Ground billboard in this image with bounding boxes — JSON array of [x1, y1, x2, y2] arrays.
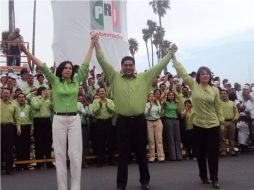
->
[[51, 0, 128, 71]]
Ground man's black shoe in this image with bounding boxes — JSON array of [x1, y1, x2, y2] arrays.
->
[[116, 187, 125, 190], [212, 181, 220, 189], [141, 184, 150, 190], [201, 178, 211, 184]]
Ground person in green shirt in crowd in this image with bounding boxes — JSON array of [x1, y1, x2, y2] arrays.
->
[[181, 99, 196, 160], [93, 34, 177, 190], [1, 87, 21, 175], [220, 88, 239, 157], [91, 87, 115, 167], [163, 91, 182, 161], [15, 92, 33, 171], [172, 53, 224, 189], [31, 86, 54, 169], [35, 73, 49, 89], [21, 38, 94, 190]]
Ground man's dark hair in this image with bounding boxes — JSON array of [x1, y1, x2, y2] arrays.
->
[[56, 61, 74, 82], [214, 76, 220, 81], [36, 73, 44, 80], [121, 56, 135, 66], [184, 99, 192, 106], [17, 93, 25, 98], [73, 65, 80, 73], [96, 87, 106, 93], [15, 88, 22, 93], [20, 68, 28, 75], [222, 79, 228, 84], [1, 87, 11, 93], [37, 86, 47, 96]]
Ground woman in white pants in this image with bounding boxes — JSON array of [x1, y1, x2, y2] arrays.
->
[[21, 40, 94, 190]]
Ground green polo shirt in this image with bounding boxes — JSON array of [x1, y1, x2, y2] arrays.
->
[[31, 96, 52, 118], [0, 100, 20, 129], [16, 103, 33, 125], [92, 98, 115, 119], [182, 109, 193, 130], [41, 61, 89, 113], [173, 61, 224, 128], [221, 99, 239, 121], [164, 101, 178, 119], [96, 50, 172, 116]]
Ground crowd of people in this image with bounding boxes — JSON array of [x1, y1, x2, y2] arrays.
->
[[1, 34, 254, 190]]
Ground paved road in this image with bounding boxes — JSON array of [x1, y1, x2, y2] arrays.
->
[[2, 152, 254, 190]]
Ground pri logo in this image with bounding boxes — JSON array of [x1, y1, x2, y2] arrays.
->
[[90, 0, 121, 33]]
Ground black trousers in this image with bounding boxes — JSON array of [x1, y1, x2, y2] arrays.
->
[[15, 125, 31, 169], [33, 118, 52, 165], [116, 114, 150, 188], [81, 123, 90, 164], [7, 46, 21, 66], [193, 125, 219, 181], [95, 118, 113, 163], [179, 117, 187, 148], [1, 124, 15, 172], [185, 129, 196, 158]]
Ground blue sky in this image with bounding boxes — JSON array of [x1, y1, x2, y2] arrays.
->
[[1, 0, 254, 85]]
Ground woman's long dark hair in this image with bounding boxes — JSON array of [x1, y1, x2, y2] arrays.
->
[[166, 91, 176, 102], [56, 61, 74, 82], [196, 66, 213, 85]]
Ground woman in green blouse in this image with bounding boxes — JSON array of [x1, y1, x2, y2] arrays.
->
[[21, 40, 94, 190], [163, 91, 182, 161], [172, 54, 224, 189]]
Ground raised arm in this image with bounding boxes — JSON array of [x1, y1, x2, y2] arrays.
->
[[143, 44, 178, 84], [76, 40, 94, 83], [93, 34, 115, 81], [20, 43, 44, 68], [171, 53, 194, 89]]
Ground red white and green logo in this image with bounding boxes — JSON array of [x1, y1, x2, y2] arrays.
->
[[90, 0, 121, 33]]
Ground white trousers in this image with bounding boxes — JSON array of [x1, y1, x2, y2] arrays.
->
[[53, 115, 83, 190]]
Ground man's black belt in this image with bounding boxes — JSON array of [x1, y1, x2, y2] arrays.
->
[[165, 117, 178, 120], [225, 119, 233, 121], [118, 114, 144, 119], [54, 112, 77, 116], [147, 119, 159, 122], [1, 123, 14, 126]]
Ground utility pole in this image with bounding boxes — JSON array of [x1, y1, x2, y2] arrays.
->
[[8, 0, 15, 32], [31, 0, 37, 71]]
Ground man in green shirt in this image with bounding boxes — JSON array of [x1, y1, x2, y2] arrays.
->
[[93, 35, 177, 190], [31, 87, 53, 169], [1, 87, 20, 174], [91, 87, 115, 167], [220, 89, 239, 156], [15, 92, 33, 170]]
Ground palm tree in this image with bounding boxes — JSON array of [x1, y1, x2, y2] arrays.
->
[[128, 38, 139, 59], [152, 30, 160, 64], [142, 28, 151, 68], [149, 0, 170, 63], [147, 20, 157, 66], [161, 40, 171, 57], [153, 26, 165, 61], [149, 0, 170, 28]]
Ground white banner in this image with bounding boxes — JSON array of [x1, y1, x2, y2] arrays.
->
[[51, 0, 128, 71]]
